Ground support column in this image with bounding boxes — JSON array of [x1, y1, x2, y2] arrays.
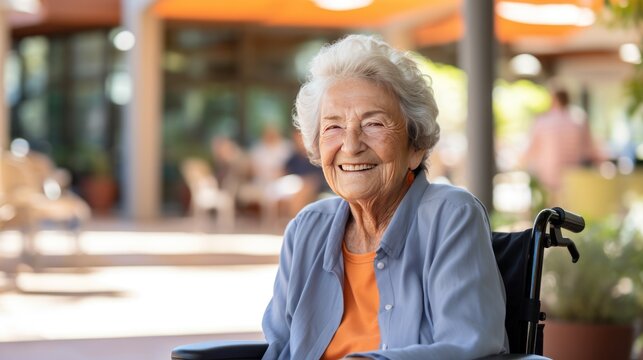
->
[[0, 9, 9, 150], [461, 0, 496, 211], [122, 0, 162, 219]]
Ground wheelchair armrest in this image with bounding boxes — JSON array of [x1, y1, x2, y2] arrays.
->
[[171, 340, 268, 360], [477, 354, 550, 360], [171, 342, 549, 360]]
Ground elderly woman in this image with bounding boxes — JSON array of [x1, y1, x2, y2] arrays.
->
[[262, 35, 508, 360]]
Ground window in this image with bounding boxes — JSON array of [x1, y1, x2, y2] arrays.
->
[[161, 24, 343, 213]]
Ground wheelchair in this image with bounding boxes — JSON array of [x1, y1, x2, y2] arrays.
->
[[172, 207, 584, 360]]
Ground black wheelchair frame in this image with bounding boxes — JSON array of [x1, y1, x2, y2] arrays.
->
[[172, 207, 584, 360]]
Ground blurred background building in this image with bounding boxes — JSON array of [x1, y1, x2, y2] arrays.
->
[[2, 0, 641, 221]]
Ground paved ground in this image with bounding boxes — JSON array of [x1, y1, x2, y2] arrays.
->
[[0, 332, 265, 360], [0, 217, 283, 360]]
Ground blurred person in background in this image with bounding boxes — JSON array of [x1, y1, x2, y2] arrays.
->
[[211, 136, 253, 199], [262, 34, 508, 359], [521, 87, 606, 203], [245, 125, 294, 223], [250, 125, 293, 186]]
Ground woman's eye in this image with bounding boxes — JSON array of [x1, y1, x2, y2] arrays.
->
[[323, 125, 341, 133], [364, 122, 383, 127]]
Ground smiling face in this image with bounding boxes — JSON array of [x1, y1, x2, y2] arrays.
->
[[319, 77, 424, 205]]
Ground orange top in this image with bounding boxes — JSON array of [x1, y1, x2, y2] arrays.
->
[[321, 243, 381, 360]]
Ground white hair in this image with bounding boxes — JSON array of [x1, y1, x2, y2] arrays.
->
[[293, 34, 440, 171]]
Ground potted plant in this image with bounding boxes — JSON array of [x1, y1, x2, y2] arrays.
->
[[541, 203, 643, 360], [75, 147, 118, 215]]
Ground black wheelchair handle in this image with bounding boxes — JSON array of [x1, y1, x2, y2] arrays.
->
[[551, 207, 585, 233], [556, 236, 580, 263], [567, 242, 580, 263]]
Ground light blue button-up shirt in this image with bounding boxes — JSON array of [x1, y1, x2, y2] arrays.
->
[[262, 175, 509, 359]]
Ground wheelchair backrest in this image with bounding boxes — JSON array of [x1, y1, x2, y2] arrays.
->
[[492, 229, 533, 354]]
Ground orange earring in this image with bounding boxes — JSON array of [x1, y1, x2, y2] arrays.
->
[[406, 169, 415, 186]]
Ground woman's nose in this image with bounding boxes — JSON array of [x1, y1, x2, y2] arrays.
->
[[342, 126, 365, 154]]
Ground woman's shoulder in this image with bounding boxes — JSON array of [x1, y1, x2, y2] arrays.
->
[[411, 181, 491, 239], [419, 181, 486, 212], [424, 182, 477, 201], [283, 196, 345, 254]]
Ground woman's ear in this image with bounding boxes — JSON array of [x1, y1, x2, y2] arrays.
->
[[408, 147, 424, 171]]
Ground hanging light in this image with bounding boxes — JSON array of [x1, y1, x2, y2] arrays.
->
[[509, 54, 541, 76], [313, 0, 373, 11], [619, 43, 642, 64], [10, 138, 29, 157], [112, 30, 136, 51], [6, 0, 41, 14], [497, 1, 595, 26]]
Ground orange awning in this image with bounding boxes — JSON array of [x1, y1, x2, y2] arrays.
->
[[9, 0, 605, 45], [10, 0, 121, 36], [152, 0, 604, 46], [152, 0, 457, 28]]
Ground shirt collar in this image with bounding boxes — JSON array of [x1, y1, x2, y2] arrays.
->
[[323, 200, 350, 272], [322, 174, 430, 270], [378, 174, 430, 259]]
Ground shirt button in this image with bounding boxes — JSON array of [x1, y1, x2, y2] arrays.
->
[[382, 343, 388, 350], [376, 261, 385, 270], [384, 304, 393, 311]]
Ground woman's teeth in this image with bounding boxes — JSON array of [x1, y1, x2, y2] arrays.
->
[[340, 164, 375, 171]]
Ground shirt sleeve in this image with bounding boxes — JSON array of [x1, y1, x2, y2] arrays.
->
[[261, 218, 297, 360], [351, 198, 508, 360]]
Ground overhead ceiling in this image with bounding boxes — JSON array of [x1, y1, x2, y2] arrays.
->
[[8, 0, 609, 48]]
